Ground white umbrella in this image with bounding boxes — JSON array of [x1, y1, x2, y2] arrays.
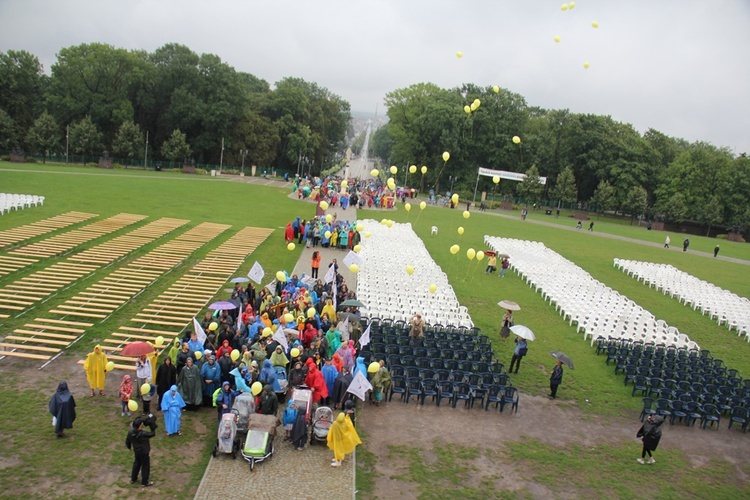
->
[[497, 300, 521, 311], [230, 277, 250, 283], [509, 324, 535, 341]]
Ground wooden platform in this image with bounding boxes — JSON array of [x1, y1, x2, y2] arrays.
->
[[0, 211, 97, 249]]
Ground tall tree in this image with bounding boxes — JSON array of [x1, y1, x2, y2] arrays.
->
[[590, 180, 616, 214], [69, 115, 103, 163], [516, 165, 545, 205], [624, 185, 649, 224], [0, 109, 16, 152], [0, 50, 47, 140], [551, 165, 578, 208], [112, 121, 144, 166], [161, 129, 191, 163], [25, 112, 61, 163]]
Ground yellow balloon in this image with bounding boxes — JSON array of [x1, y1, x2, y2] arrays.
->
[[513, 135, 521, 144], [473, 98, 480, 108], [451, 194, 459, 205], [470, 102, 478, 112], [419, 201, 427, 210], [569, 1, 575, 8], [463, 210, 470, 219], [476, 250, 485, 261], [464, 105, 471, 114], [140, 383, 151, 395], [349, 264, 359, 273], [276, 271, 287, 282], [128, 399, 138, 412], [209, 321, 218, 332], [404, 203, 411, 212], [592, 20, 599, 28], [450, 244, 460, 255], [421, 166, 428, 174], [370, 168, 379, 177], [380, 218, 387, 225], [561, 3, 568, 11], [324, 230, 332, 239], [356, 222, 364, 232], [251, 382, 263, 396], [386, 220, 394, 228], [194, 351, 202, 360], [284, 312, 294, 324], [583, 61, 590, 69], [429, 283, 437, 294], [341, 180, 348, 188], [409, 165, 417, 174], [263, 327, 273, 338], [406, 265, 415, 275], [287, 242, 296, 251], [155, 336, 164, 347], [442, 152, 450, 162], [458, 227, 464, 235], [325, 214, 333, 223], [467, 248, 476, 260], [493, 85, 500, 94], [353, 244, 362, 253], [365, 231, 372, 238], [320, 200, 329, 210], [307, 307, 316, 318], [231, 349, 240, 361], [456, 51, 463, 58], [290, 348, 300, 358], [368, 361, 380, 374], [390, 165, 398, 175], [554, 35, 561, 43], [105, 361, 115, 373], [493, 175, 500, 184], [387, 178, 396, 190]]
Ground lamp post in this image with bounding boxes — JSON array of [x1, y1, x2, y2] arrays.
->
[[240, 149, 247, 175]]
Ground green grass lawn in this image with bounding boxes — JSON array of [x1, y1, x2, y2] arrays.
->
[[1, 162, 748, 496]]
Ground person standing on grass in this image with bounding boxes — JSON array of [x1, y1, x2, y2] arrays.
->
[[485, 254, 497, 274], [161, 385, 185, 436], [683, 238, 690, 252], [509, 337, 527, 374], [49, 381, 76, 438], [664, 236, 670, 248], [636, 414, 664, 465], [126, 415, 157, 487], [549, 360, 563, 399], [714, 245, 720, 257], [500, 310, 513, 341], [499, 257, 510, 278], [84, 345, 109, 397]]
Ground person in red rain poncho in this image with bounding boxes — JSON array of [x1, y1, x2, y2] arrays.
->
[[305, 358, 328, 404], [285, 223, 294, 243], [301, 323, 317, 348]]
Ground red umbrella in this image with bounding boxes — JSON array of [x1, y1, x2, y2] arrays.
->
[[120, 341, 155, 357]]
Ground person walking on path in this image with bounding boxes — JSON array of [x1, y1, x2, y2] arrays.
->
[[683, 238, 690, 252], [588, 221, 594, 231], [327, 412, 362, 467], [636, 414, 664, 464], [49, 381, 76, 438], [714, 245, 720, 257], [549, 361, 563, 399], [485, 254, 497, 274], [311, 250, 321, 279], [84, 345, 109, 397], [509, 337, 527, 374], [126, 415, 157, 487], [664, 236, 670, 248]]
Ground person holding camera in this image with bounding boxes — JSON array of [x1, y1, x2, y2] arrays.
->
[[126, 414, 157, 487], [509, 337, 528, 374], [409, 313, 425, 347]]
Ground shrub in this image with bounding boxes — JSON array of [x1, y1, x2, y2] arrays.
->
[[716, 234, 728, 240], [195, 168, 208, 175], [25, 157, 37, 164]]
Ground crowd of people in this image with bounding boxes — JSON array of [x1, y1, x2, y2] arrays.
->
[[293, 174, 419, 210]]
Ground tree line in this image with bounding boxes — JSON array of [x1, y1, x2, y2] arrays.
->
[[370, 83, 750, 234], [0, 44, 352, 172]]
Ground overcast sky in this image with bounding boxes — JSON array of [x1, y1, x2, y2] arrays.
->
[[1, 0, 748, 154]]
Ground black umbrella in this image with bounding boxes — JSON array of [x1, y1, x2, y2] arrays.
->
[[549, 351, 574, 369], [340, 299, 365, 308]]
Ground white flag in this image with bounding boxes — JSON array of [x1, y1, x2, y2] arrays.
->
[[272, 324, 289, 351], [346, 370, 373, 401], [342, 250, 362, 269], [248, 261, 265, 284], [332, 279, 337, 309], [324, 264, 336, 284], [358, 322, 371, 347], [193, 318, 207, 345]]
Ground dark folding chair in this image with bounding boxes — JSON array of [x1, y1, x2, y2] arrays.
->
[[655, 398, 672, 419], [670, 400, 688, 425], [420, 379, 438, 405], [390, 365, 405, 377], [405, 366, 420, 379], [684, 401, 702, 427], [405, 377, 423, 404], [435, 369, 451, 382], [485, 385, 505, 411], [490, 362, 506, 374], [500, 386, 519, 413], [415, 357, 430, 369], [728, 406, 749, 432], [453, 382, 471, 408], [437, 381, 454, 407], [419, 369, 436, 381], [388, 375, 406, 402], [413, 347, 427, 358], [632, 376, 648, 397], [700, 403, 721, 429], [640, 397, 657, 422]]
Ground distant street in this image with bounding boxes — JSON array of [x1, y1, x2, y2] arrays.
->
[[344, 121, 374, 180]]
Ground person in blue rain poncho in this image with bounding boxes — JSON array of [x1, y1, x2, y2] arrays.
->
[[215, 381, 240, 422], [229, 366, 251, 393], [321, 358, 339, 406], [161, 385, 186, 436], [353, 356, 367, 380], [200, 355, 222, 406], [259, 360, 280, 392]]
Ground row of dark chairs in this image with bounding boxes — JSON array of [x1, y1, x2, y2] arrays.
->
[[366, 317, 480, 335], [369, 344, 495, 362], [627, 374, 750, 400], [615, 361, 743, 388], [360, 351, 505, 374], [389, 365, 512, 387], [389, 378, 519, 412], [641, 397, 749, 432], [368, 336, 493, 352], [596, 337, 711, 361]]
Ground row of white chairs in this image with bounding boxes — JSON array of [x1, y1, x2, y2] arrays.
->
[[356, 220, 474, 327], [0, 193, 45, 214], [484, 236, 700, 350], [614, 259, 750, 341]]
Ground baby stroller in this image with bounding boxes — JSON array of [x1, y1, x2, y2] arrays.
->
[[232, 393, 256, 440], [242, 413, 279, 471], [310, 406, 333, 445], [291, 386, 313, 422], [212, 412, 239, 459]]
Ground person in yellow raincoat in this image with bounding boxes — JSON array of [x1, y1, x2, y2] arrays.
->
[[84, 345, 109, 397], [327, 412, 361, 467], [321, 298, 337, 324]]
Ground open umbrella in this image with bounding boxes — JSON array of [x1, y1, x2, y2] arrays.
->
[[509, 325, 536, 341], [230, 277, 250, 283], [340, 299, 366, 308], [550, 351, 574, 369], [120, 341, 155, 357], [497, 300, 521, 311], [497, 253, 510, 259], [208, 301, 238, 310]]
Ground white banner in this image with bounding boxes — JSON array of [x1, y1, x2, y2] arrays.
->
[[478, 167, 547, 185], [342, 250, 362, 269], [346, 370, 373, 401], [273, 324, 289, 351], [248, 261, 265, 284], [193, 318, 207, 345]]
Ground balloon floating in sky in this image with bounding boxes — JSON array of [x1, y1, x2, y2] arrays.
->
[[364, 231, 372, 238], [387, 178, 396, 190], [405, 203, 411, 212], [307, 308, 316, 318], [457, 226, 464, 235], [284, 312, 294, 324], [429, 283, 437, 294], [390, 165, 398, 175], [421, 166, 428, 174], [370, 168, 379, 177], [592, 21, 599, 28], [409, 165, 417, 174], [464, 105, 471, 114], [463, 210, 470, 219], [561, 3, 568, 11], [349, 264, 359, 273], [493, 85, 500, 93], [276, 271, 287, 282], [450, 244, 460, 255], [584, 61, 590, 69], [476, 250, 485, 261], [405, 265, 415, 275], [419, 201, 426, 210], [442, 151, 450, 162], [493, 175, 500, 184], [341, 180, 348, 188], [512, 135, 521, 144], [386, 220, 394, 228], [325, 214, 333, 223], [320, 201, 329, 210], [466, 248, 476, 260], [569, 2, 575, 9], [554, 35, 561, 43], [353, 244, 362, 253], [451, 193, 459, 205], [456, 51, 463, 58], [356, 222, 364, 232], [287, 242, 295, 251]]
